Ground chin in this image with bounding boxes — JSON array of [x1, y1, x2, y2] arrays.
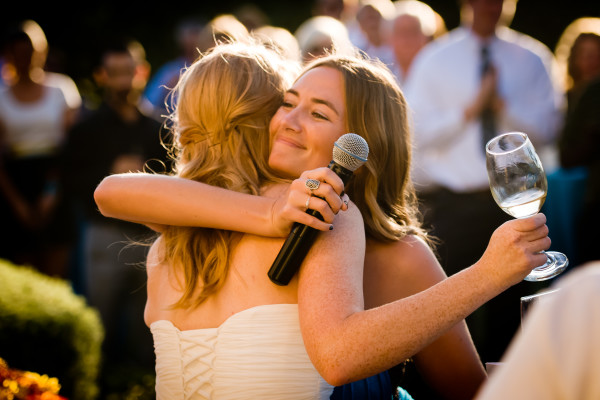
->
[[268, 157, 301, 179]]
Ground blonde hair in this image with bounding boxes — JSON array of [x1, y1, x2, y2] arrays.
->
[[160, 41, 296, 308], [302, 53, 427, 242]]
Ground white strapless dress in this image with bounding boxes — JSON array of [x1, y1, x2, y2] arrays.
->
[[150, 304, 333, 400]]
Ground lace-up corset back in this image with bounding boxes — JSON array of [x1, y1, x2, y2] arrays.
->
[[150, 304, 333, 400]]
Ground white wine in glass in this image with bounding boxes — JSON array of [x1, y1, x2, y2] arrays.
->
[[486, 132, 568, 282]]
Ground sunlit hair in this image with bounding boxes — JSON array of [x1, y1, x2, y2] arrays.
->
[[160, 41, 297, 308], [301, 52, 428, 243], [294, 16, 355, 63], [554, 17, 600, 91]]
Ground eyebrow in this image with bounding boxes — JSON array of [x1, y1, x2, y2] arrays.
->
[[286, 89, 340, 117]]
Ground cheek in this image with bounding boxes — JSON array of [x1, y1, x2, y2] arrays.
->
[[313, 135, 340, 166], [268, 113, 281, 146]]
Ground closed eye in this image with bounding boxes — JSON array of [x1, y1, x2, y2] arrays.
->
[[312, 112, 329, 121]]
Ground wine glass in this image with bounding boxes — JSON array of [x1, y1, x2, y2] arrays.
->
[[485, 132, 568, 281]]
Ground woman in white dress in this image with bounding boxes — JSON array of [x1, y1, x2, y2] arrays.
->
[[95, 41, 550, 399]]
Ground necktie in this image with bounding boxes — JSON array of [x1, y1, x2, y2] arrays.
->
[[480, 45, 496, 151]]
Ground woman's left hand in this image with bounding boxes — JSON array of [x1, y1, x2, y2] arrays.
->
[[270, 167, 349, 235]]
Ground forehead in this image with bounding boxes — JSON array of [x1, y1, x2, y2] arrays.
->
[[103, 52, 135, 68], [394, 14, 422, 31], [293, 66, 344, 95]]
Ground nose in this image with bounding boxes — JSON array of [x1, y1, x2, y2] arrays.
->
[[280, 106, 302, 133]]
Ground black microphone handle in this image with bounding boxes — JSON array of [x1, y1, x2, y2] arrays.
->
[[268, 161, 354, 285]]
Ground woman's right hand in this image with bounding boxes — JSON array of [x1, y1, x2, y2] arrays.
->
[[477, 213, 551, 289], [270, 167, 350, 235]]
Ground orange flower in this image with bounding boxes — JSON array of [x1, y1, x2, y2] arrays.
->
[[0, 358, 66, 400]]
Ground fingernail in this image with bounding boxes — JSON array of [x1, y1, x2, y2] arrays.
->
[[329, 225, 334, 230]]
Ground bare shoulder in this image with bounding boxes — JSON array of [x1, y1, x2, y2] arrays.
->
[[308, 200, 364, 260], [146, 237, 163, 273], [364, 234, 446, 305], [367, 234, 438, 270], [334, 200, 364, 231]]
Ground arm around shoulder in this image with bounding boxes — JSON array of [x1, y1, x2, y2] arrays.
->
[[94, 172, 279, 235]]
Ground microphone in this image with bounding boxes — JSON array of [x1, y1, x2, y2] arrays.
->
[[268, 133, 369, 286]]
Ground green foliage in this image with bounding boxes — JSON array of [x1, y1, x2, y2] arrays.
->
[[0, 258, 104, 400]]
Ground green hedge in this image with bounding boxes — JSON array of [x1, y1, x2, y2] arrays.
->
[[0, 258, 104, 400]]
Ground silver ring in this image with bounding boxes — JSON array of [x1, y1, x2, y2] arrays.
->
[[305, 179, 320, 191], [305, 195, 311, 211]]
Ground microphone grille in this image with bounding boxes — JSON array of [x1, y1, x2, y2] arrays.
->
[[333, 133, 369, 171]]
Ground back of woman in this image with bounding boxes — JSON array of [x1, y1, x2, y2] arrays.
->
[[140, 42, 333, 399], [145, 231, 333, 399]]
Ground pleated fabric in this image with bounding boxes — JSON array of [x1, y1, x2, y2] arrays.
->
[[151, 304, 333, 400]]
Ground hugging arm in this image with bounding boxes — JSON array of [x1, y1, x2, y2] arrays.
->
[[297, 210, 550, 386], [94, 169, 346, 235], [365, 237, 486, 400]]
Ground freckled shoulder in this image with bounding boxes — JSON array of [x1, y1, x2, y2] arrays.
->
[[364, 234, 446, 303]]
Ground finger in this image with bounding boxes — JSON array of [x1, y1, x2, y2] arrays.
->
[[520, 223, 549, 242], [304, 195, 337, 223], [294, 196, 335, 230], [302, 167, 345, 195], [512, 213, 547, 232], [529, 252, 551, 271], [299, 174, 344, 214], [527, 236, 552, 254], [341, 193, 349, 211], [309, 185, 344, 214], [294, 212, 334, 231]]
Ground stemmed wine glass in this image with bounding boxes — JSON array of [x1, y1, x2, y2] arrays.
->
[[485, 131, 568, 281]]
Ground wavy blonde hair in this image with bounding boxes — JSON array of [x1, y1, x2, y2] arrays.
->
[[160, 42, 297, 308], [302, 53, 428, 243]]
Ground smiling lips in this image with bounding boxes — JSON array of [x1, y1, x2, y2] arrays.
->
[[273, 135, 306, 149]]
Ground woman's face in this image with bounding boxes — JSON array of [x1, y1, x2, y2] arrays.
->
[[573, 36, 600, 83], [268, 66, 347, 179]]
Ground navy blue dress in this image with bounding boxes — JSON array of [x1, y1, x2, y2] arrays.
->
[[330, 370, 414, 400]]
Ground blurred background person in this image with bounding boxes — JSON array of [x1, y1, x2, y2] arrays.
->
[[312, 0, 360, 25], [351, 0, 396, 65], [403, 0, 564, 365], [197, 13, 251, 50], [141, 17, 206, 122], [554, 17, 600, 114], [142, 14, 249, 122], [311, 0, 363, 53], [20, 20, 82, 120], [253, 25, 303, 63], [0, 23, 75, 279], [312, 0, 346, 19], [555, 18, 600, 267], [60, 37, 169, 397], [234, 2, 270, 32], [294, 15, 355, 64], [386, 0, 447, 86]]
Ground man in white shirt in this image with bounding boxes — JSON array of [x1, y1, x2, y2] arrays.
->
[[403, 0, 564, 364]]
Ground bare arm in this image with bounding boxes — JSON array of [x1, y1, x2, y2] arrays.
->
[[94, 169, 347, 235], [297, 210, 550, 386], [364, 237, 486, 399]]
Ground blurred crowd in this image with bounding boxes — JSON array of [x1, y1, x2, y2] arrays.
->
[[1, 0, 599, 398]]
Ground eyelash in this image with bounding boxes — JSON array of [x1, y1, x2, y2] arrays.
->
[[281, 101, 329, 121], [312, 112, 328, 121]]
